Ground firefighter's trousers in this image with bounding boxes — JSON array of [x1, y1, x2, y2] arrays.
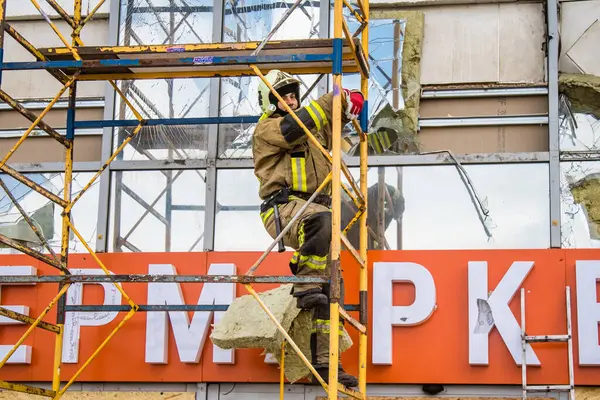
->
[[261, 197, 342, 366]]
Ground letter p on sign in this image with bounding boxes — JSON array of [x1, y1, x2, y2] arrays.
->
[[372, 262, 437, 365]]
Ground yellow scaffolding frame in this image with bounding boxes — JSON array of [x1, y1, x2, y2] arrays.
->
[[0, 0, 370, 398]]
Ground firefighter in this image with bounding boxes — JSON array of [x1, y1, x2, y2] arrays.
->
[[252, 69, 364, 388]]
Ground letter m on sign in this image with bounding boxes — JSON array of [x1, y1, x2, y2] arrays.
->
[[145, 263, 236, 364]]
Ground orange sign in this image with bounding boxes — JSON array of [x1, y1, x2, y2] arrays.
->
[[0, 249, 599, 385]]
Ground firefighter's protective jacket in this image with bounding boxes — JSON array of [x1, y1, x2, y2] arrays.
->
[[252, 92, 351, 200]]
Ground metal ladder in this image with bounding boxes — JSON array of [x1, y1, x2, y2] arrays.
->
[[520, 286, 575, 400]]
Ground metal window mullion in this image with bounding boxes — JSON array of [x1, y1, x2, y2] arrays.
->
[[547, 0, 561, 248], [95, 0, 122, 252], [202, 0, 224, 251]]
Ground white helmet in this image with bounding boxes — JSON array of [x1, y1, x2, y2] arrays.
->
[[258, 70, 301, 113]]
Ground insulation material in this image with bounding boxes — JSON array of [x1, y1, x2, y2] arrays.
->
[[371, 11, 425, 145], [210, 284, 301, 350], [267, 310, 353, 383], [570, 174, 600, 240], [559, 73, 600, 120], [576, 387, 600, 400], [210, 284, 353, 383], [343, 10, 424, 155]]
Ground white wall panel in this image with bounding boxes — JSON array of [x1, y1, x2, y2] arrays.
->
[[559, 0, 600, 74], [2, 19, 108, 99], [5, 0, 110, 19], [420, 3, 545, 84]]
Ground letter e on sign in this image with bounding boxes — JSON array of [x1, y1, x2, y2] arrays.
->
[[0, 266, 37, 364]]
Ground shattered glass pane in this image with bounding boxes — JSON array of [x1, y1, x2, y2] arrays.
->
[[109, 170, 206, 252], [112, 79, 213, 160], [214, 169, 273, 250], [218, 74, 322, 158], [342, 164, 549, 250], [559, 101, 600, 151], [560, 161, 600, 248], [0, 172, 99, 254], [223, 0, 320, 42], [341, 18, 407, 115], [119, 0, 213, 46], [328, 10, 413, 156], [116, 0, 215, 161]]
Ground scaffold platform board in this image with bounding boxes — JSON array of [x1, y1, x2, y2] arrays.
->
[[29, 39, 367, 80]]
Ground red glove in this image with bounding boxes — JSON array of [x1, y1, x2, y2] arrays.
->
[[343, 88, 364, 120]]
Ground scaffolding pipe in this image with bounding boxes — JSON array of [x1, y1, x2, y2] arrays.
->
[[358, 0, 370, 393], [0, 0, 5, 87]]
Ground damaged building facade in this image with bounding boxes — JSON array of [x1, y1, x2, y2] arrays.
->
[[0, 0, 600, 399]]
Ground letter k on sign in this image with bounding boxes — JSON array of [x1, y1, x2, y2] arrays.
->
[[468, 261, 540, 366]]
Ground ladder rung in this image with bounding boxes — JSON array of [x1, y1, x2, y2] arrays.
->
[[338, 304, 366, 334], [525, 334, 570, 342], [0, 380, 56, 397], [525, 385, 572, 392], [0, 307, 61, 333]]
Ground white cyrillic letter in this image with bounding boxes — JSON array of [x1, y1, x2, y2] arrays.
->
[[372, 262, 436, 365], [576, 260, 600, 365], [0, 266, 37, 364], [145, 263, 236, 364], [468, 261, 539, 366], [62, 268, 122, 363]]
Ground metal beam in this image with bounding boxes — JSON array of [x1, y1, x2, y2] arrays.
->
[[94, 0, 121, 253], [73, 116, 260, 128], [547, 0, 561, 248], [65, 304, 361, 312], [110, 159, 208, 171], [0, 275, 329, 284], [3, 161, 102, 173], [1, 53, 335, 70], [560, 151, 600, 162], [0, 98, 103, 111], [419, 115, 548, 128], [421, 87, 549, 99]]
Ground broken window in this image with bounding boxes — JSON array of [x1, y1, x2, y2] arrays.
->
[[559, 82, 600, 248], [561, 161, 600, 248], [115, 1, 215, 162], [223, 0, 320, 42], [341, 164, 549, 251], [0, 172, 99, 254]]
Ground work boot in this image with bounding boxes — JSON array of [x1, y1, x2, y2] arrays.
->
[[312, 365, 359, 388], [296, 292, 328, 309]]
